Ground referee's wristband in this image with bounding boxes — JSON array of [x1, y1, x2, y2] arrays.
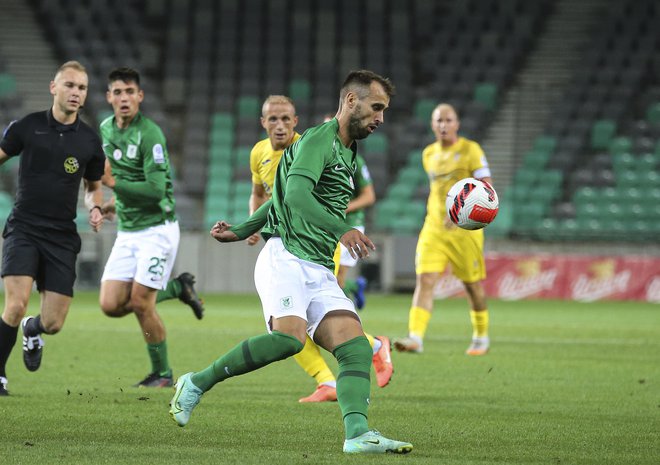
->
[[90, 206, 103, 214]]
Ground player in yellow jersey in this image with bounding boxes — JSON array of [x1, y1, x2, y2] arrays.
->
[[248, 96, 393, 402], [394, 103, 492, 356]]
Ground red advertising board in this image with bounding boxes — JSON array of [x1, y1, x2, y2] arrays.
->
[[434, 253, 660, 302]]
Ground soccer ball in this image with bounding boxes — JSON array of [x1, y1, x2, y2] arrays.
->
[[445, 178, 499, 230]]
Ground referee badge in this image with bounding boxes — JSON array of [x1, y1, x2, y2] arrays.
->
[[63, 156, 79, 174]]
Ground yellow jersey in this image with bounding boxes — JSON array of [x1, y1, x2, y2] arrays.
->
[[422, 136, 490, 231], [249, 133, 301, 194]]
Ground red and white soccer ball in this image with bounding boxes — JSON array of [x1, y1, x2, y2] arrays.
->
[[445, 178, 499, 230]]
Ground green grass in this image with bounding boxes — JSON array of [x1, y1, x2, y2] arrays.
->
[[0, 293, 658, 464]]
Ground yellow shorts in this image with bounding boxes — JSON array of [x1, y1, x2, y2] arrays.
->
[[333, 243, 341, 276], [415, 224, 486, 283]]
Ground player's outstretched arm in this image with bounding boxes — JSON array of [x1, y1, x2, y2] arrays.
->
[[211, 199, 273, 243]]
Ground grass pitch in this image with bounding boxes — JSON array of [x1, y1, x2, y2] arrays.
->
[[0, 292, 657, 464]]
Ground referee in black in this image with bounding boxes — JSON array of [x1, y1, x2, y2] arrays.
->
[[0, 61, 106, 396]]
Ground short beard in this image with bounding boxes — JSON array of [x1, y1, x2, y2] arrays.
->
[[347, 108, 370, 140]]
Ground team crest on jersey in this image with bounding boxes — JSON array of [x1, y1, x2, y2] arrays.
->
[[63, 156, 79, 174], [280, 296, 293, 309], [153, 144, 165, 163], [113, 149, 122, 160], [127, 144, 138, 159]]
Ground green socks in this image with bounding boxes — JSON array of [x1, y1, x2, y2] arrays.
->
[[191, 331, 303, 392], [333, 336, 372, 439], [147, 341, 171, 376], [342, 279, 358, 298], [156, 278, 182, 303]]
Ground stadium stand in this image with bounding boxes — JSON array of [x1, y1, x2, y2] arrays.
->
[[0, 0, 654, 242], [508, 0, 660, 241]]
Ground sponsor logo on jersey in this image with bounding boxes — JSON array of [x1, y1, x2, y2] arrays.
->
[[262, 159, 271, 165], [113, 149, 122, 160], [63, 156, 79, 174], [127, 144, 138, 159], [280, 296, 293, 309], [153, 144, 165, 163]]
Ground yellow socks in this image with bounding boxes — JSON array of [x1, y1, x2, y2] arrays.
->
[[293, 335, 336, 385], [408, 306, 432, 340], [470, 309, 489, 338]]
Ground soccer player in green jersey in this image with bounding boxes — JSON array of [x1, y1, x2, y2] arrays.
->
[[169, 70, 412, 454], [98, 67, 204, 388]]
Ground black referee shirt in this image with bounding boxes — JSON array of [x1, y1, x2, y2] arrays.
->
[[0, 110, 105, 245]]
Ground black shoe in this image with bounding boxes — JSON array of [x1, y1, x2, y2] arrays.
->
[[134, 372, 174, 388], [21, 317, 44, 372], [177, 272, 204, 320], [0, 376, 8, 396]]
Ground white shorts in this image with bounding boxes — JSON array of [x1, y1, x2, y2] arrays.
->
[[101, 220, 180, 290], [254, 238, 358, 339], [339, 226, 365, 267]]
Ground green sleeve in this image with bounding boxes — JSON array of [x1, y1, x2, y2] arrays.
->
[[229, 199, 272, 240], [284, 174, 353, 237], [114, 170, 166, 202]]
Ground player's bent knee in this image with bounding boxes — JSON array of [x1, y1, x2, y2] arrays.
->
[[271, 330, 305, 358]]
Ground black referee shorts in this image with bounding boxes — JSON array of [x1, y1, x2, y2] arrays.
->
[[1, 230, 78, 297]]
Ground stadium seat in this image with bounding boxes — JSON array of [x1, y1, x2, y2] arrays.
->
[[362, 133, 388, 154], [473, 82, 498, 111], [237, 95, 260, 119], [413, 99, 436, 122], [646, 102, 660, 124], [289, 79, 312, 102], [609, 136, 632, 155], [591, 120, 617, 150]]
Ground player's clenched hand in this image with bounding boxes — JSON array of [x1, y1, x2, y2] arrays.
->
[[340, 228, 375, 259], [246, 233, 261, 246], [89, 207, 104, 232], [210, 221, 240, 242]]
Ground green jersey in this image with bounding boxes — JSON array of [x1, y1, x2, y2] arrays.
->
[[262, 118, 356, 270], [100, 112, 176, 231], [345, 154, 372, 227]]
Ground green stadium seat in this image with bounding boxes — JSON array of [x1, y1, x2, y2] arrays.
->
[[233, 146, 252, 167], [609, 136, 632, 156], [542, 170, 563, 189], [405, 150, 423, 168], [532, 135, 557, 154], [237, 96, 260, 119], [233, 181, 253, 198], [611, 152, 635, 172], [528, 184, 558, 203], [374, 200, 404, 230], [407, 201, 427, 221], [413, 99, 436, 122], [646, 102, 660, 124], [390, 215, 421, 235], [209, 146, 233, 162], [0, 73, 17, 97], [637, 153, 657, 172], [397, 165, 426, 185], [288, 79, 311, 102], [386, 182, 416, 199], [473, 82, 498, 111], [573, 186, 597, 203], [521, 149, 550, 170], [616, 170, 639, 188], [591, 120, 617, 150], [212, 112, 234, 130], [210, 127, 234, 147], [208, 161, 232, 181], [206, 180, 231, 200], [362, 133, 388, 154]]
